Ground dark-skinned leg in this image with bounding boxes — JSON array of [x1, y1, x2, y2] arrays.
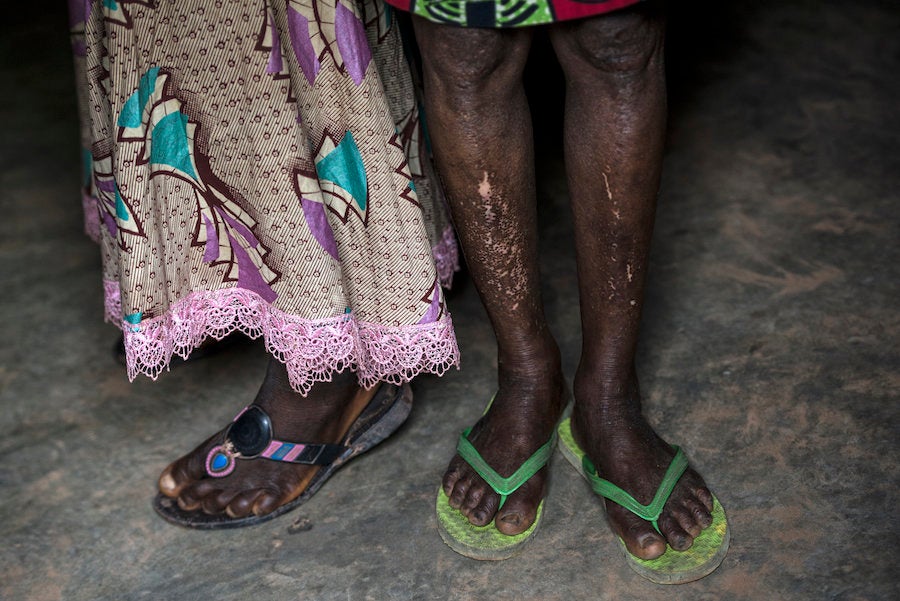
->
[[158, 358, 377, 519], [411, 18, 566, 535], [549, 4, 715, 560]]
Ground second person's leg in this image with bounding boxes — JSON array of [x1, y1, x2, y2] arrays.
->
[[550, 3, 716, 560], [412, 19, 565, 535]]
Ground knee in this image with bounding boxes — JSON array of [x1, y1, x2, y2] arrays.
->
[[413, 23, 529, 101], [426, 46, 509, 95], [556, 8, 665, 76]]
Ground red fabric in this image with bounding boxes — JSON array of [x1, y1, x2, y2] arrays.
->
[[383, 0, 643, 25], [386, 0, 412, 11], [551, 0, 642, 23]]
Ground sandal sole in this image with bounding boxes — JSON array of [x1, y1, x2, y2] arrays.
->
[[152, 381, 413, 529], [557, 417, 730, 584]]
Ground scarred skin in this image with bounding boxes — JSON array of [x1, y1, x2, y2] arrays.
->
[[413, 1, 715, 559]]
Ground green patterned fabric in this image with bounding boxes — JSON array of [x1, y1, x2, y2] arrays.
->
[[384, 0, 647, 28], [408, 0, 553, 28]]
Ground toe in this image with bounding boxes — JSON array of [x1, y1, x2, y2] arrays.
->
[[448, 474, 472, 510], [201, 488, 241, 516], [658, 513, 693, 552], [462, 483, 485, 512], [177, 478, 224, 512], [200, 490, 228, 515], [158, 435, 222, 497], [495, 505, 531, 536], [610, 505, 667, 560], [176, 486, 205, 512], [225, 490, 265, 519], [468, 491, 499, 527], [670, 502, 702, 538], [443, 454, 472, 499], [442, 462, 464, 496], [695, 485, 715, 512], [685, 497, 713, 530], [157, 465, 180, 497], [187, 478, 221, 498], [158, 456, 199, 498], [251, 488, 286, 517], [494, 476, 542, 536]]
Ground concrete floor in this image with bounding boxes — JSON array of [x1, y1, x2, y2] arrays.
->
[[1, 1, 898, 600]]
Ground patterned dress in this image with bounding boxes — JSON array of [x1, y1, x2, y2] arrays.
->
[[69, 0, 460, 393], [383, 0, 644, 28]]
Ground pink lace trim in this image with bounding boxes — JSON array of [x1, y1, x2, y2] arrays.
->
[[433, 225, 460, 289], [105, 282, 460, 394]]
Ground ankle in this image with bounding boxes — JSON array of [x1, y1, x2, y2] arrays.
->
[[498, 333, 561, 378], [572, 366, 645, 431]]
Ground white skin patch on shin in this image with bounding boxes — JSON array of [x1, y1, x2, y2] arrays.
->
[[478, 171, 496, 222], [603, 172, 621, 220], [467, 172, 528, 302], [478, 171, 492, 198]]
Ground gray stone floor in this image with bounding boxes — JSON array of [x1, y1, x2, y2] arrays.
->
[[1, 1, 898, 600]]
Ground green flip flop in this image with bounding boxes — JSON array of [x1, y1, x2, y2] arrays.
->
[[436, 417, 557, 561], [557, 417, 730, 584]]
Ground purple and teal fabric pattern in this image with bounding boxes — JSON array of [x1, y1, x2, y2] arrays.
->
[[71, 0, 460, 392], [116, 67, 279, 302], [286, 0, 374, 86], [90, 153, 144, 244], [100, 0, 152, 29]]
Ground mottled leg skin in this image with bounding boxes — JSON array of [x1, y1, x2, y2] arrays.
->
[[549, 3, 715, 560], [412, 19, 566, 535], [157, 359, 376, 519]]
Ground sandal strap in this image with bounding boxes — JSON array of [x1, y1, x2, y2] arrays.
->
[[581, 446, 689, 534], [230, 405, 349, 465], [456, 426, 557, 508], [258, 440, 348, 466]]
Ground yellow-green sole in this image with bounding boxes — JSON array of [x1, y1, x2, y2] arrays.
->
[[436, 486, 543, 561], [557, 417, 730, 584]]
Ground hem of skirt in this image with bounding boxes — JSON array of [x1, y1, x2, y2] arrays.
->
[[104, 281, 460, 394]]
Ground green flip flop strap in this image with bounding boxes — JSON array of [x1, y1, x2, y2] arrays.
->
[[581, 446, 689, 534], [456, 426, 557, 509]]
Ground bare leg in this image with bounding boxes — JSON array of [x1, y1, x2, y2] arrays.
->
[[158, 359, 377, 519], [412, 19, 566, 535], [549, 3, 715, 560]]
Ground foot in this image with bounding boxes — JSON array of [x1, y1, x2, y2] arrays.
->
[[571, 373, 715, 560], [442, 362, 566, 536], [157, 359, 375, 519]]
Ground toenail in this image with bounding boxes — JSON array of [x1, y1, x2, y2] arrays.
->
[[159, 473, 176, 493], [500, 513, 521, 526]]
